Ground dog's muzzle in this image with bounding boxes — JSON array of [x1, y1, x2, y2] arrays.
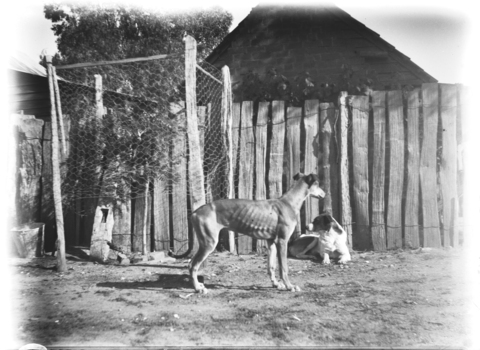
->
[[313, 188, 326, 198], [307, 223, 314, 231]]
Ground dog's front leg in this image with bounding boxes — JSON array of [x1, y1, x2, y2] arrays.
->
[[322, 252, 331, 265], [277, 238, 300, 292], [267, 239, 279, 288]]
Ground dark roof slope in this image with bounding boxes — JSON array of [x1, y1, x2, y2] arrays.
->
[[207, 3, 436, 88]]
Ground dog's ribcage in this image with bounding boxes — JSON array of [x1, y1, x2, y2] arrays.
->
[[212, 199, 281, 239]]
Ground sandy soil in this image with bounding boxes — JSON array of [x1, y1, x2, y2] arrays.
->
[[8, 247, 476, 347]]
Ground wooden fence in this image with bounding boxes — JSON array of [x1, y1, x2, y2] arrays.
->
[[229, 83, 465, 252], [30, 82, 465, 255]]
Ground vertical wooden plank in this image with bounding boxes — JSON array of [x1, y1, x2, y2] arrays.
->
[[46, 56, 67, 271], [405, 89, 421, 248], [203, 104, 214, 203], [439, 84, 458, 247], [222, 66, 235, 253], [338, 92, 353, 247], [420, 83, 441, 247], [41, 122, 57, 252], [371, 91, 387, 251], [351, 96, 371, 250], [111, 199, 131, 252], [304, 100, 320, 223], [194, 105, 206, 254], [232, 103, 241, 184], [268, 101, 285, 200], [320, 102, 333, 213], [197, 106, 206, 162], [238, 101, 254, 254], [153, 178, 169, 251], [286, 106, 302, 239], [255, 102, 269, 254], [185, 36, 206, 218], [386, 90, 404, 249], [132, 191, 151, 253], [171, 101, 189, 254], [229, 102, 241, 253], [53, 67, 67, 157], [329, 107, 340, 220]]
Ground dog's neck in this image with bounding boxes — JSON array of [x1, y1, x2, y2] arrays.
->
[[280, 180, 311, 212]]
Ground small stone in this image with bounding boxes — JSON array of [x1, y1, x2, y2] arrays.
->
[[117, 253, 130, 266]]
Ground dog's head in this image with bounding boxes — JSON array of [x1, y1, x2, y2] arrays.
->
[[293, 173, 325, 198], [307, 212, 345, 236]]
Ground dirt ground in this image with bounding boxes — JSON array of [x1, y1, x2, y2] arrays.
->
[[7, 246, 477, 348]]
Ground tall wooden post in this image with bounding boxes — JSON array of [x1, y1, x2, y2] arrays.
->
[[52, 67, 67, 156], [222, 65, 236, 253], [371, 91, 387, 250], [45, 56, 67, 272], [420, 83, 441, 247], [320, 102, 334, 214], [304, 100, 320, 223], [338, 92, 353, 248], [185, 35, 206, 255], [255, 102, 269, 253], [351, 95, 371, 250]]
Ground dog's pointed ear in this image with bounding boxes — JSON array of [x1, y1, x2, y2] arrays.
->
[[293, 173, 305, 181], [305, 173, 320, 186]]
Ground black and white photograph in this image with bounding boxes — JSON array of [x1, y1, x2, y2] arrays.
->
[[2, 0, 479, 348]]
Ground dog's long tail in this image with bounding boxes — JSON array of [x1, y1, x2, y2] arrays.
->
[[167, 210, 200, 259], [168, 245, 193, 259]]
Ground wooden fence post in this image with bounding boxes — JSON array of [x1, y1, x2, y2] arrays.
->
[[371, 91, 387, 250], [405, 89, 421, 248], [268, 101, 285, 200], [52, 67, 67, 157], [420, 83, 441, 247], [320, 102, 333, 214], [45, 56, 67, 272], [238, 101, 255, 254], [351, 95, 371, 250], [90, 74, 116, 260], [153, 177, 169, 251], [304, 100, 320, 223], [439, 84, 459, 247], [286, 106, 302, 239], [338, 92, 353, 248], [255, 102, 269, 254], [171, 101, 189, 255], [185, 35, 206, 255], [185, 35, 206, 211], [222, 66, 236, 253]]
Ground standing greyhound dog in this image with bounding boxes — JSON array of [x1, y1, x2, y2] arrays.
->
[[188, 173, 325, 294]]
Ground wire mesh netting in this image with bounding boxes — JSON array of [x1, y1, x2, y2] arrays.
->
[[56, 53, 228, 220]]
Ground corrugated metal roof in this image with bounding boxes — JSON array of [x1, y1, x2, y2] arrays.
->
[[9, 51, 47, 77]]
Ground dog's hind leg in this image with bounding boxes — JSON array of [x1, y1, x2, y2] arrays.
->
[[266, 239, 279, 288], [189, 215, 220, 294]]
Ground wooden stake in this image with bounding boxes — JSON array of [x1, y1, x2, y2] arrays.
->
[[338, 92, 353, 248], [45, 56, 67, 272], [52, 67, 67, 157], [185, 36, 206, 256], [222, 65, 236, 253], [143, 180, 150, 255]]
